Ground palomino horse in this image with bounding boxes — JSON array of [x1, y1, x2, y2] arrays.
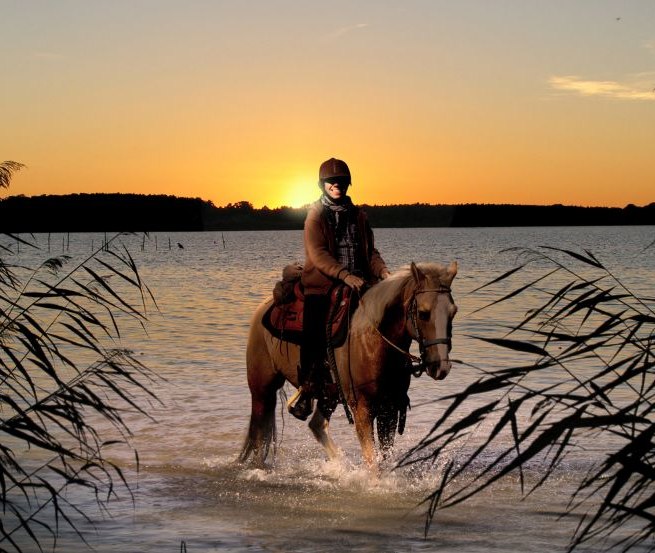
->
[[239, 261, 458, 471]]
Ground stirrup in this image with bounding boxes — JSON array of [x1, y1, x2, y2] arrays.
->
[[286, 388, 303, 410], [287, 388, 313, 421]]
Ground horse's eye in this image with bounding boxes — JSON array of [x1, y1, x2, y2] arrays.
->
[[418, 310, 431, 321]]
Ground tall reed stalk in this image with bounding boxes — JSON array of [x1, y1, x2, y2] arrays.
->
[[401, 246, 654, 552], [2, 162, 160, 552]]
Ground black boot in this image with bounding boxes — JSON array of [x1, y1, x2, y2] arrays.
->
[[288, 390, 313, 421], [289, 360, 317, 421]]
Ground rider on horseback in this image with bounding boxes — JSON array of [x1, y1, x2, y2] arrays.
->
[[288, 158, 391, 421]]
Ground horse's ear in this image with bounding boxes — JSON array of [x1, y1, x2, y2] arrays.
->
[[446, 260, 458, 283], [410, 262, 426, 286]]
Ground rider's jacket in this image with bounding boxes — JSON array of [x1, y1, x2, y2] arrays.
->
[[301, 199, 388, 295]]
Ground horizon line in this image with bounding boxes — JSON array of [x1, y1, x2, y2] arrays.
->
[[2, 192, 653, 211]]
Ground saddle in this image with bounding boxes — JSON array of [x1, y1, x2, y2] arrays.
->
[[262, 279, 356, 347]]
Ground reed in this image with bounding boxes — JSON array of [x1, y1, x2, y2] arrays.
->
[[1, 163, 160, 552], [0, 161, 25, 189], [400, 246, 654, 552]]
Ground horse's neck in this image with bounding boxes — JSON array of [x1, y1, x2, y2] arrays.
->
[[375, 293, 411, 346], [352, 279, 411, 341]]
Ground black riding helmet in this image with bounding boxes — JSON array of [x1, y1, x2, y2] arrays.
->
[[318, 158, 351, 188]]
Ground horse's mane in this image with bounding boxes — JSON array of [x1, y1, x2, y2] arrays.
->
[[352, 263, 453, 332]]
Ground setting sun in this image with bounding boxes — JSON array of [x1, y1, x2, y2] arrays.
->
[[277, 178, 319, 209], [2, 3, 654, 209]]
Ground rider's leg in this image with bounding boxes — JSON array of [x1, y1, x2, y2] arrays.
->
[[289, 294, 329, 421]]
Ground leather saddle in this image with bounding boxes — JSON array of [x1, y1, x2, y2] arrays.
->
[[262, 281, 356, 347]]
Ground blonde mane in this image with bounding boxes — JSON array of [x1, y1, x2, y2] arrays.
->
[[352, 263, 453, 333]]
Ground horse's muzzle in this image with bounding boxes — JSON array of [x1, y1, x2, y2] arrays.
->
[[425, 359, 452, 380]]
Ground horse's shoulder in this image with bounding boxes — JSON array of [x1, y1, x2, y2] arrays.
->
[[252, 297, 274, 319]]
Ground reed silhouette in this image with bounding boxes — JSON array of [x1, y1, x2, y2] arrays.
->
[[1, 161, 159, 552], [401, 246, 654, 552]]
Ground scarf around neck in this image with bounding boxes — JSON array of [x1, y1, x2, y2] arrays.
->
[[320, 193, 353, 212], [320, 193, 361, 275]]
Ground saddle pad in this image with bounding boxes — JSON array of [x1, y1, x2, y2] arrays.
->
[[262, 284, 355, 347]]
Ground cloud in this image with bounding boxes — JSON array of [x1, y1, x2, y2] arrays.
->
[[549, 75, 655, 101], [325, 23, 369, 39]]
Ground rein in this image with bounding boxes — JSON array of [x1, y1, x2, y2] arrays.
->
[[320, 279, 453, 424], [325, 285, 354, 424]]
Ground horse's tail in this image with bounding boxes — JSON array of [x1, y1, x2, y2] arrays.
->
[[238, 394, 278, 467], [239, 298, 286, 467]]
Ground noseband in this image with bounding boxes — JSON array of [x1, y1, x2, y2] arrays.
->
[[408, 286, 453, 376]]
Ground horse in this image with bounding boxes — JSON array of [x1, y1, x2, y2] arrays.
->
[[239, 261, 458, 472]]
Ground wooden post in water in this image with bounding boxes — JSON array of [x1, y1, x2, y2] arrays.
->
[[222, 232, 226, 249], [155, 236, 158, 251], [66, 232, 70, 252], [48, 232, 51, 253], [168, 237, 171, 251]]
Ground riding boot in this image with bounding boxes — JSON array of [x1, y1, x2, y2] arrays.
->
[[288, 392, 313, 421], [288, 364, 314, 421]]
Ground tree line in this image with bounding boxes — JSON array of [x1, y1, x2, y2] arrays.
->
[[1, 193, 654, 232]]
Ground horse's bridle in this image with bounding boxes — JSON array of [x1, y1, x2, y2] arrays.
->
[[359, 282, 454, 377], [410, 286, 453, 347], [365, 285, 453, 377], [408, 286, 454, 376]]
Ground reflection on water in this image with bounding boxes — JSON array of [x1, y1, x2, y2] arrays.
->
[[53, 458, 639, 553], [3, 226, 654, 552]]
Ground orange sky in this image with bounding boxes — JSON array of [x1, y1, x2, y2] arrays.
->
[[2, 2, 654, 208]]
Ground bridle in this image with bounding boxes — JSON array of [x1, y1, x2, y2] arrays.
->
[[410, 286, 453, 349], [367, 284, 454, 377], [408, 286, 454, 376]]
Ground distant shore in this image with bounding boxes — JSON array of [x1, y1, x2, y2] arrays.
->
[[1, 193, 653, 232]]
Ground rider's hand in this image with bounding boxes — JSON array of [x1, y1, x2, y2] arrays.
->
[[343, 273, 365, 291], [380, 269, 391, 280]]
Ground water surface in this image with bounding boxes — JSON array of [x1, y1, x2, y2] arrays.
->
[[4, 226, 654, 552]]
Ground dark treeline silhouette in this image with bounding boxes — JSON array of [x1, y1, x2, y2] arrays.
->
[[1, 194, 654, 232], [0, 193, 205, 232]]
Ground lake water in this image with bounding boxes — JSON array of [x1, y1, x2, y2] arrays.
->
[[3, 226, 654, 553]]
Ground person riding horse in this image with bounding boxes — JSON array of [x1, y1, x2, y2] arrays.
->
[[288, 158, 391, 421]]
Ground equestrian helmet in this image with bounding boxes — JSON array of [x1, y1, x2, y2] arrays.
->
[[318, 158, 350, 184]]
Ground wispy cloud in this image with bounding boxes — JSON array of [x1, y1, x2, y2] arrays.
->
[[325, 23, 370, 39], [549, 74, 655, 101]]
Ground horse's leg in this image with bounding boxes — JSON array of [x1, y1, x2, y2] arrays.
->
[[376, 377, 410, 460], [376, 404, 399, 460], [239, 373, 284, 467], [353, 397, 378, 472], [308, 408, 341, 461]]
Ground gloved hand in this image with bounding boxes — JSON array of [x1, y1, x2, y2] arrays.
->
[[343, 273, 365, 291]]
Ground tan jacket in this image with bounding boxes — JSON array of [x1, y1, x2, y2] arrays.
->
[[301, 199, 388, 295]]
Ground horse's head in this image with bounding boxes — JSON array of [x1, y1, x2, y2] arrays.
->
[[407, 261, 458, 380]]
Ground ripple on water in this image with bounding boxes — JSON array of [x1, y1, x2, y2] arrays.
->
[[7, 228, 654, 552]]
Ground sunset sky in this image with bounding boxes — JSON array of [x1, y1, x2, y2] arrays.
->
[[2, 1, 654, 208]]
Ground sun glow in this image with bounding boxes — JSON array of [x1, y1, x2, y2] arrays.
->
[[278, 178, 319, 208], [3, 3, 654, 210]]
